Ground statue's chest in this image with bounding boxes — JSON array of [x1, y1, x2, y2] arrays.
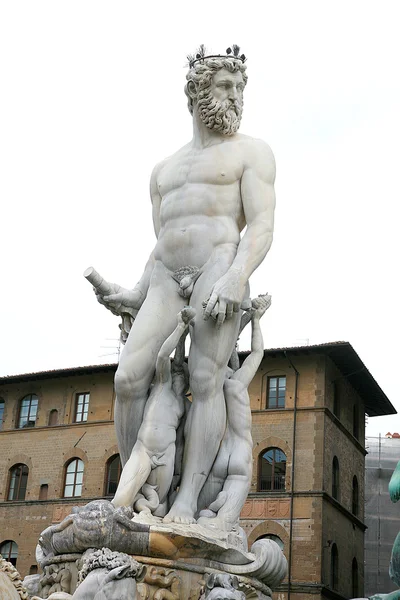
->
[[158, 148, 243, 196]]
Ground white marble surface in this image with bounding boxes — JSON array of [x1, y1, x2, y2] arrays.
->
[[86, 54, 276, 532]]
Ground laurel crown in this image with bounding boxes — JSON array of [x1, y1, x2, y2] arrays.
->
[[187, 44, 246, 68]]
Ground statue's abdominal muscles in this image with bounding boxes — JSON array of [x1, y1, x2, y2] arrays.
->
[[155, 150, 245, 272]]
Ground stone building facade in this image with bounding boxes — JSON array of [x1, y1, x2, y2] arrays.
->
[[0, 342, 395, 600]]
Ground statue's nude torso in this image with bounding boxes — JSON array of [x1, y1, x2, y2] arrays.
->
[[98, 62, 277, 525], [154, 135, 253, 272]]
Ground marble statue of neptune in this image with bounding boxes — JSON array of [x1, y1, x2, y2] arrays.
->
[[93, 47, 276, 525]]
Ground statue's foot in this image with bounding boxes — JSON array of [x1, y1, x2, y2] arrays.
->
[[163, 503, 196, 525], [198, 508, 216, 519], [197, 514, 233, 532]]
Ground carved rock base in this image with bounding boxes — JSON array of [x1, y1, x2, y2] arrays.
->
[[34, 502, 287, 598], [0, 555, 28, 600], [35, 552, 273, 599], [132, 555, 273, 600]]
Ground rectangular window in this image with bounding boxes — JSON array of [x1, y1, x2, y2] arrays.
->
[[74, 393, 90, 423], [267, 376, 286, 409], [18, 395, 38, 428]]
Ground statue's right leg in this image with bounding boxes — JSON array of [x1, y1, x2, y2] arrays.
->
[[114, 262, 185, 465]]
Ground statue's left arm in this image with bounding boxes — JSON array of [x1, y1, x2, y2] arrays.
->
[[155, 307, 196, 383], [204, 141, 276, 326], [232, 295, 271, 387]]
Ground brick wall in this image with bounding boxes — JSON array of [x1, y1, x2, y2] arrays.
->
[[0, 351, 367, 600]]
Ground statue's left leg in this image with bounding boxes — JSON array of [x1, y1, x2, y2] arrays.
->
[[198, 439, 252, 531], [147, 443, 176, 506], [164, 249, 241, 524]]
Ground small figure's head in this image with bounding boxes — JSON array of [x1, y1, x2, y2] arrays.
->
[[206, 589, 245, 600], [185, 49, 247, 136], [202, 574, 245, 600]]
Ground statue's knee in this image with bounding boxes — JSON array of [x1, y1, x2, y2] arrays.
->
[[115, 367, 139, 401], [191, 366, 222, 397], [190, 371, 211, 397]]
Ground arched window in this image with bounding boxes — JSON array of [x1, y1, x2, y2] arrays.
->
[[256, 534, 284, 550], [29, 565, 38, 575], [63, 459, 84, 498], [0, 540, 18, 566], [330, 543, 338, 590], [48, 409, 59, 426], [258, 448, 286, 491], [39, 484, 49, 501], [352, 475, 359, 516], [0, 398, 5, 430], [105, 454, 121, 496], [352, 557, 359, 597], [17, 394, 38, 428], [7, 464, 29, 500], [332, 456, 340, 500], [353, 404, 359, 439]]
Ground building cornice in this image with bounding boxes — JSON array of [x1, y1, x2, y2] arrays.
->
[[0, 419, 115, 435], [275, 582, 348, 599], [252, 406, 367, 456], [247, 491, 366, 531]]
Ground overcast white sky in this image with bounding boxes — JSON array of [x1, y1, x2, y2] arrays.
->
[[1, 1, 399, 436]]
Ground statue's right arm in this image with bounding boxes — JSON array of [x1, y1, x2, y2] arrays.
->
[[126, 161, 164, 297], [122, 159, 165, 297], [92, 162, 165, 312]]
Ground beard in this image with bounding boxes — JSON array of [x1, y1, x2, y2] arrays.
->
[[197, 90, 243, 136]]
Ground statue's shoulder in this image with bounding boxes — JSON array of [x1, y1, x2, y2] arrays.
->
[[236, 135, 275, 180], [150, 157, 169, 182], [151, 143, 191, 180], [237, 134, 274, 161]]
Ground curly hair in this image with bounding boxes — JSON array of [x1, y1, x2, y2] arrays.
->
[[78, 548, 144, 583], [0, 555, 29, 599], [185, 57, 248, 115]]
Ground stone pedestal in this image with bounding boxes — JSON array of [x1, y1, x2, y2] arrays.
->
[[132, 556, 273, 599], [34, 552, 273, 599], [31, 501, 286, 599]]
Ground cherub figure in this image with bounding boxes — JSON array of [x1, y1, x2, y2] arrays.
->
[[112, 307, 195, 516], [197, 294, 271, 531], [199, 574, 245, 600]]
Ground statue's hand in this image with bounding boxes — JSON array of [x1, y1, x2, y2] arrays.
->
[[204, 272, 246, 328], [95, 284, 144, 317], [252, 293, 272, 319], [178, 306, 196, 327]]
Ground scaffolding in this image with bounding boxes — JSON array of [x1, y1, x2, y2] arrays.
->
[[365, 435, 400, 596]]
